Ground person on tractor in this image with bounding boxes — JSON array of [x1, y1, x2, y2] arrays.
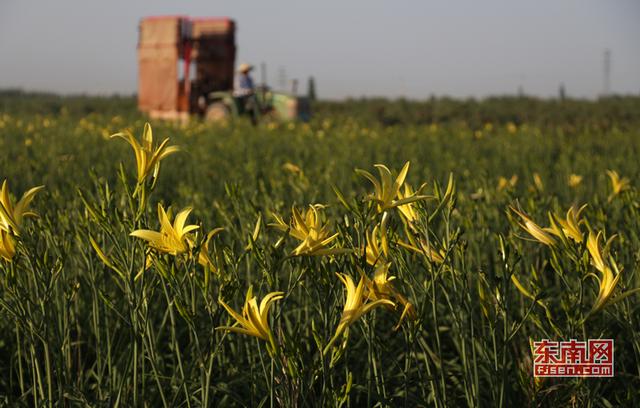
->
[[233, 63, 259, 123]]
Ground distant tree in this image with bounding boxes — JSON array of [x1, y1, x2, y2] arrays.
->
[[307, 76, 317, 101]]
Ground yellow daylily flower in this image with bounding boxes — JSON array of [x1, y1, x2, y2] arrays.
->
[[510, 207, 556, 247], [245, 213, 262, 250], [0, 229, 16, 261], [586, 230, 610, 273], [532, 173, 544, 192], [568, 174, 583, 188], [510, 270, 562, 336], [217, 286, 283, 344], [269, 205, 345, 256], [397, 238, 445, 264], [282, 162, 302, 174], [356, 161, 428, 213], [198, 227, 225, 271], [365, 225, 388, 266], [324, 273, 394, 353], [396, 183, 420, 225], [131, 204, 199, 255], [497, 175, 518, 191], [547, 204, 586, 243], [586, 231, 623, 314], [111, 123, 180, 184], [606, 170, 630, 197], [0, 180, 44, 235], [364, 265, 417, 330]]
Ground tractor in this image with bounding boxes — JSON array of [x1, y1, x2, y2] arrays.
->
[[137, 16, 310, 122]]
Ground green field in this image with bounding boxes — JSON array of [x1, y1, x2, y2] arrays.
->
[[1, 92, 639, 406]]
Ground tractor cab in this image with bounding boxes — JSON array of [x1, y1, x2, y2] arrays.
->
[[137, 16, 309, 122]]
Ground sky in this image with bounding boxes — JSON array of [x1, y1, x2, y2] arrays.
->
[[1, 0, 639, 100]]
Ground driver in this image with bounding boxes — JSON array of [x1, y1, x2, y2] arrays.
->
[[233, 63, 258, 123]]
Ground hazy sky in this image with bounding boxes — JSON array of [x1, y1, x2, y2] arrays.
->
[[1, 0, 639, 99]]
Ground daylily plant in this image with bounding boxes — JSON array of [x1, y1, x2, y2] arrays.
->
[[398, 237, 445, 264], [198, 227, 225, 272], [0, 230, 15, 261], [606, 170, 630, 197], [356, 161, 428, 213], [510, 206, 557, 247], [396, 183, 420, 224], [0, 179, 44, 235], [269, 204, 346, 256], [324, 273, 394, 353], [585, 230, 629, 315], [548, 205, 587, 243], [365, 225, 389, 266], [363, 265, 418, 330], [217, 286, 284, 352], [131, 204, 199, 255], [111, 123, 180, 184]]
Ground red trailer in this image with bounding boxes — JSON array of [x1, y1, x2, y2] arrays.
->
[[137, 16, 236, 120]]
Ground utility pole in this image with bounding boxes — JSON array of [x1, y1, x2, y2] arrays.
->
[[260, 62, 267, 87], [517, 74, 525, 97], [603, 49, 611, 96], [307, 76, 317, 101], [558, 83, 566, 101]]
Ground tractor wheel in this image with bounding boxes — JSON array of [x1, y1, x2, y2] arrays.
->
[[205, 102, 231, 123], [259, 108, 280, 125]]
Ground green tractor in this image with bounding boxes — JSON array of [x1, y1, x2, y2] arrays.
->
[[206, 87, 310, 123]]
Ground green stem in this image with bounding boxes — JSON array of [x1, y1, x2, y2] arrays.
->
[[161, 276, 191, 408]]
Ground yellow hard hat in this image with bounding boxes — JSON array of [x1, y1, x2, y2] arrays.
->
[[238, 63, 253, 73]]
